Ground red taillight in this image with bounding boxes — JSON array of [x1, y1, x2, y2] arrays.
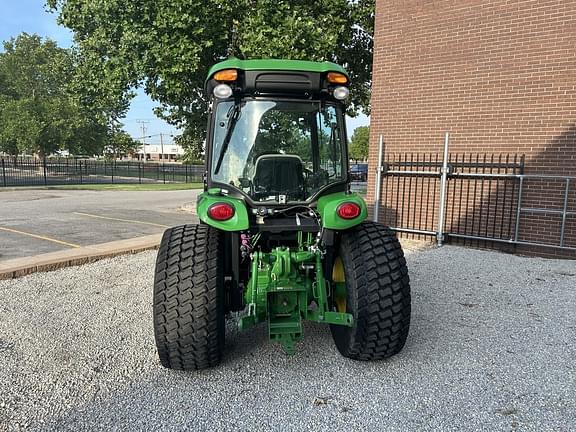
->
[[208, 203, 235, 221], [337, 202, 361, 220]]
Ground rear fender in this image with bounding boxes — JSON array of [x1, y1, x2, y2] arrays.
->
[[197, 192, 249, 231], [317, 192, 367, 230]]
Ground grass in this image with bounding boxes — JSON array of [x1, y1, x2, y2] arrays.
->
[[1, 183, 203, 192]]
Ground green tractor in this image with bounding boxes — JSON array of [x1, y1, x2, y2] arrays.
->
[[153, 59, 411, 370]]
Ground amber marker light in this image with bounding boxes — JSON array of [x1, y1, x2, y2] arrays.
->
[[213, 69, 238, 82], [327, 72, 349, 84]]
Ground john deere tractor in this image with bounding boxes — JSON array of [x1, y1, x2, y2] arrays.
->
[[153, 59, 411, 370]]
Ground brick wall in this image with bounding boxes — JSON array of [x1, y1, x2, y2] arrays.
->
[[368, 0, 576, 257]]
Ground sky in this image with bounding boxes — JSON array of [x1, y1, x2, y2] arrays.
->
[[0, 0, 369, 142]]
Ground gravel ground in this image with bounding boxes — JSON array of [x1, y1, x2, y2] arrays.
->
[[0, 244, 575, 431]]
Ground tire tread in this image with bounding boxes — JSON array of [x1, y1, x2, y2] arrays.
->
[[153, 224, 224, 370], [331, 221, 411, 360]]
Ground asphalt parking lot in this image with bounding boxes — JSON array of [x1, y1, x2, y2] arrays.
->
[[0, 185, 366, 263], [0, 245, 574, 431], [0, 189, 200, 261]]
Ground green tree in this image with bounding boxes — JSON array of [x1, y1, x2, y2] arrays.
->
[[104, 129, 140, 159], [0, 33, 130, 158], [47, 0, 375, 158], [349, 125, 369, 161], [0, 34, 67, 157]]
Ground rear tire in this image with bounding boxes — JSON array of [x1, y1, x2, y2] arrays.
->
[[330, 221, 411, 360], [153, 224, 225, 370]]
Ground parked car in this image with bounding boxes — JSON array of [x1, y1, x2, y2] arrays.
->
[[350, 163, 368, 182]]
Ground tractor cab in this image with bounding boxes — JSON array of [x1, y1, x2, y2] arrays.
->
[[205, 59, 351, 208]]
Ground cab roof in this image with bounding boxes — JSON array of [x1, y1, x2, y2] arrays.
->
[[206, 58, 349, 84]]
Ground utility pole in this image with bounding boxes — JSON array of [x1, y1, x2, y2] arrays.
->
[[136, 120, 150, 162], [159, 133, 164, 162]]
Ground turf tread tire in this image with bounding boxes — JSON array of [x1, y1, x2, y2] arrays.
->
[[153, 224, 224, 370], [330, 221, 411, 361]]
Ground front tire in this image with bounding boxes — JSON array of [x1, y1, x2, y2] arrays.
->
[[153, 224, 225, 370], [330, 222, 411, 360]]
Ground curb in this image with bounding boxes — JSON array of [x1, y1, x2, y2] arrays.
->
[[0, 233, 163, 280], [0, 235, 433, 281]]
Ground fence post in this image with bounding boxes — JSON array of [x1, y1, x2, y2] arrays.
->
[[1, 158, 6, 187], [162, 163, 166, 184], [437, 132, 450, 246], [111, 160, 115, 184], [373, 135, 384, 222], [43, 157, 48, 186], [79, 160, 83, 184], [139, 163, 142, 184], [513, 176, 523, 242], [559, 178, 570, 247], [185, 165, 189, 183]]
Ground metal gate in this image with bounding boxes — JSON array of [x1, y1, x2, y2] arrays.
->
[[373, 134, 576, 252]]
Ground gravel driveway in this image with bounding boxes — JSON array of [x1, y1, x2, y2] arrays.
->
[[0, 245, 575, 431]]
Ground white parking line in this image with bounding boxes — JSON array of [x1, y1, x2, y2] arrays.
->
[[73, 212, 170, 228], [0, 226, 81, 248]]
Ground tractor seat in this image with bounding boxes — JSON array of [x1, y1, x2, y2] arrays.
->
[[252, 154, 304, 200]]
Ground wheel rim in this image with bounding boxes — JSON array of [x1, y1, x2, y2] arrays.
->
[[332, 256, 347, 312]]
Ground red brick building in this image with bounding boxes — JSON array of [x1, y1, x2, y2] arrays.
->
[[368, 0, 576, 257]]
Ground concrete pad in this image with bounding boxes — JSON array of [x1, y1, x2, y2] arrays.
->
[[0, 234, 162, 280]]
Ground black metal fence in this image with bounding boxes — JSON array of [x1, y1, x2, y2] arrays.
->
[[374, 134, 575, 253], [379, 153, 525, 246], [0, 158, 204, 187]]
